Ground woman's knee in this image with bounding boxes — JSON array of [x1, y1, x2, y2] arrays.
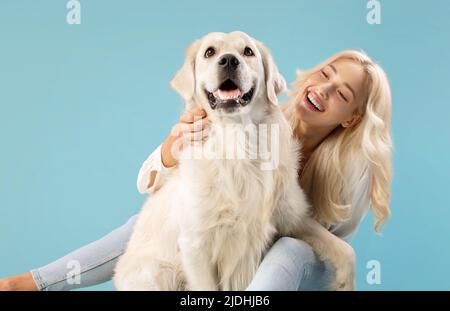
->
[[273, 237, 317, 268]]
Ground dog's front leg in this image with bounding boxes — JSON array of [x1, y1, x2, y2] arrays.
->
[[178, 236, 219, 291], [294, 217, 356, 291]]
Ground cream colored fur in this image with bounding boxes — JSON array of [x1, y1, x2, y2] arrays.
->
[[113, 31, 355, 291]]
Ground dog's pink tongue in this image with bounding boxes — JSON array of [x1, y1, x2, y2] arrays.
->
[[214, 89, 241, 100]]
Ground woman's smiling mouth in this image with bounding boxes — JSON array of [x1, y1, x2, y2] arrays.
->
[[303, 90, 325, 112]]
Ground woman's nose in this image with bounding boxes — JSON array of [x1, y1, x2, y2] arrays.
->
[[316, 87, 329, 100]]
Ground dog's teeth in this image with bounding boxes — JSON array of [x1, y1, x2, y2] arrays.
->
[[215, 89, 242, 100]]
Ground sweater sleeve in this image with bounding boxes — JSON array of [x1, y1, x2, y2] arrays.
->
[[329, 169, 372, 242], [136, 144, 176, 195]]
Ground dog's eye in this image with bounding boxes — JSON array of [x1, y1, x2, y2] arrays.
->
[[244, 47, 254, 57], [204, 47, 215, 58]]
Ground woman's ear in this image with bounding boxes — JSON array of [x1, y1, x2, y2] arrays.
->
[[342, 115, 362, 128], [170, 40, 201, 101], [255, 40, 286, 105]]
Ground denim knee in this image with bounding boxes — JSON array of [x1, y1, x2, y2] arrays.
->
[[274, 237, 316, 270], [246, 237, 320, 291], [276, 237, 333, 290]]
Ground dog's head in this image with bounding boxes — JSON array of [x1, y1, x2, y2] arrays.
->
[[170, 31, 286, 117]]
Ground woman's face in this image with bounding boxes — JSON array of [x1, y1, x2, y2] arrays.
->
[[295, 59, 367, 129]]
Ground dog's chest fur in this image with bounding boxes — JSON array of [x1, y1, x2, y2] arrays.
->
[[175, 121, 281, 289]]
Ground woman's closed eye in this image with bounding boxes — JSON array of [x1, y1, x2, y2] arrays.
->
[[337, 90, 348, 102]]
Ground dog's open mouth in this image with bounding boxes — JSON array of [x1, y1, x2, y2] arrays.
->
[[205, 79, 254, 111]]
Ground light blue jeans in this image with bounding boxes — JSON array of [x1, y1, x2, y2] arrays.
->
[[30, 214, 334, 291]]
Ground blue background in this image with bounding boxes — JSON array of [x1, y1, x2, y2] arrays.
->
[[1, 0, 449, 290]]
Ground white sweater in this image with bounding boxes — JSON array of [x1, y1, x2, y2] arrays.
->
[[136, 145, 371, 242]]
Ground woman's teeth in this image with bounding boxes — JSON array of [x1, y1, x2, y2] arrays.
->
[[307, 93, 323, 112]]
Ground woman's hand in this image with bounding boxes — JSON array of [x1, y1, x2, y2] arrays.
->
[[161, 108, 210, 168], [145, 108, 210, 190]]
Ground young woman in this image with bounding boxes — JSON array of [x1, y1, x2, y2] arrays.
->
[[0, 50, 392, 291]]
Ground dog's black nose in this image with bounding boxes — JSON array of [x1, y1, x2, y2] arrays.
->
[[218, 54, 240, 69]]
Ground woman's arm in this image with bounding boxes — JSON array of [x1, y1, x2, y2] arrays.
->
[[329, 168, 371, 241], [293, 169, 372, 290], [137, 108, 210, 194]]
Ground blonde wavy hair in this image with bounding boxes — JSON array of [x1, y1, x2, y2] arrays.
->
[[281, 50, 393, 233]]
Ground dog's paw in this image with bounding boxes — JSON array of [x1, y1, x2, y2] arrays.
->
[[330, 267, 355, 291], [329, 244, 356, 291]]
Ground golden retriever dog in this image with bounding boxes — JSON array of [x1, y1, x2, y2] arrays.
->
[[113, 31, 355, 291]]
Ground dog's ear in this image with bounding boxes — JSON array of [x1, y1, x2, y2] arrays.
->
[[255, 40, 286, 105], [170, 40, 201, 102]]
